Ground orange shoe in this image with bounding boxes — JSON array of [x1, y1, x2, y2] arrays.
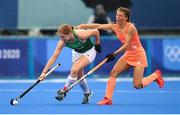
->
[[97, 97, 112, 105], [155, 70, 164, 88]]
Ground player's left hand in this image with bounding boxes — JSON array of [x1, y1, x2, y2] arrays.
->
[[95, 44, 101, 53], [38, 72, 46, 81]]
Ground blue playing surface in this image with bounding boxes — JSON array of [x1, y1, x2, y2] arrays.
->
[[0, 78, 180, 114]]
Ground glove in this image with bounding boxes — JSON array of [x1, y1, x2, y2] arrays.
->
[[105, 53, 116, 63], [95, 44, 101, 53]]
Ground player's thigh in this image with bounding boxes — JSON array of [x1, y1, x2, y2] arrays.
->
[[71, 55, 90, 74], [111, 58, 130, 76]]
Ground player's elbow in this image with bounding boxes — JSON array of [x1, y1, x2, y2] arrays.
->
[[96, 24, 103, 29], [95, 29, 100, 35], [93, 29, 100, 37]]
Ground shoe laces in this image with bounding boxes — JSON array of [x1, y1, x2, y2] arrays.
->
[[62, 87, 69, 93]]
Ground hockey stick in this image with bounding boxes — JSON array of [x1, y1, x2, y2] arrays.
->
[[10, 63, 61, 105], [55, 58, 108, 101]]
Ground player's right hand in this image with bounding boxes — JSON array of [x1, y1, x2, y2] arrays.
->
[[105, 53, 116, 63], [38, 72, 46, 81]]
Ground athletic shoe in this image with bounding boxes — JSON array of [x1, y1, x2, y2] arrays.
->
[[155, 70, 164, 88], [55, 87, 68, 101], [82, 90, 93, 104], [97, 97, 112, 105]]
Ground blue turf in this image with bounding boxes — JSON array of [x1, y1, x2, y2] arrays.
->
[[0, 80, 180, 114]]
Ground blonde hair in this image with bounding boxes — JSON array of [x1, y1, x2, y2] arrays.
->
[[116, 7, 131, 22], [56, 24, 73, 35]]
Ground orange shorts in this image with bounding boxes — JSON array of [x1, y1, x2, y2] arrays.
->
[[121, 48, 148, 67]]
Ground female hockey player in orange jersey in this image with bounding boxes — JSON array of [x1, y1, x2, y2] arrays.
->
[[76, 7, 164, 105]]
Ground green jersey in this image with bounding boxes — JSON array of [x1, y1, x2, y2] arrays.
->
[[65, 29, 94, 53]]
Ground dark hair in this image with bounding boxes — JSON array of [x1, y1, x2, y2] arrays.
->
[[116, 7, 131, 22]]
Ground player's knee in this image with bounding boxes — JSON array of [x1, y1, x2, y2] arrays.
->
[[134, 83, 143, 89], [71, 68, 79, 76], [110, 70, 118, 77]]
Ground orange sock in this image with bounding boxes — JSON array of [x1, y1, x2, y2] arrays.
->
[[105, 77, 117, 99], [142, 72, 158, 87]]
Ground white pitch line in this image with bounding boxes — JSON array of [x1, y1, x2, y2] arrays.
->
[[0, 77, 180, 83], [0, 89, 179, 94]]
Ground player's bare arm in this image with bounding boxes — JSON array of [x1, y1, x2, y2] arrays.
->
[[77, 23, 114, 30], [42, 40, 64, 73], [39, 40, 64, 80]]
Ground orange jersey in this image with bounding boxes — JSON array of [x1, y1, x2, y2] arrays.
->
[[112, 23, 148, 67]]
